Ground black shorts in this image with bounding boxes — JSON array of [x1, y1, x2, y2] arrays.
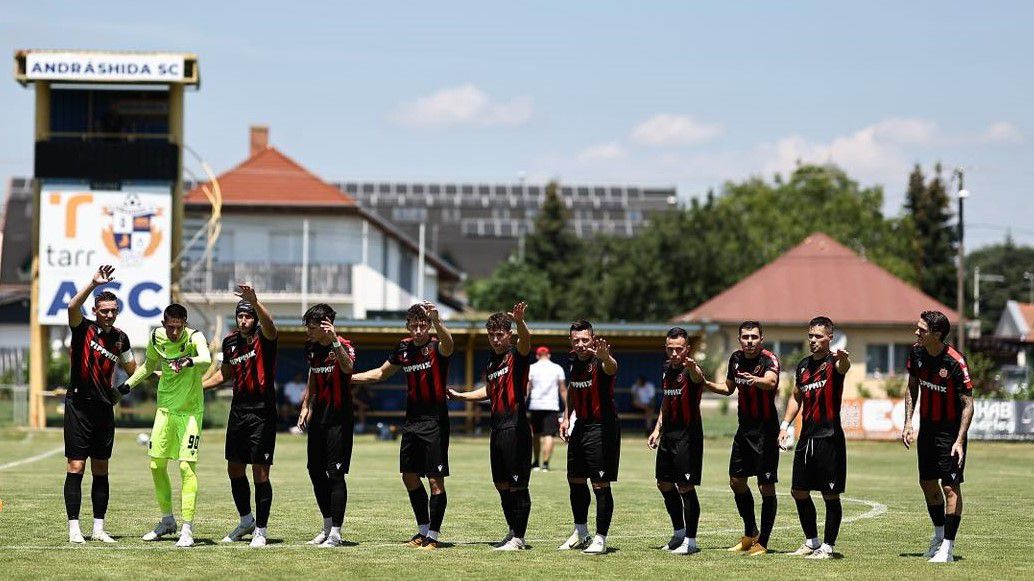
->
[[729, 426, 780, 484], [64, 397, 115, 460], [307, 423, 353, 474], [792, 431, 847, 493], [490, 423, 533, 487], [528, 410, 560, 436], [225, 407, 278, 465], [400, 417, 450, 477], [917, 427, 966, 485], [568, 422, 621, 482], [655, 429, 703, 486]]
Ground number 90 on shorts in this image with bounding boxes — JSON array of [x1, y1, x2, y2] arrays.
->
[[149, 408, 203, 462]]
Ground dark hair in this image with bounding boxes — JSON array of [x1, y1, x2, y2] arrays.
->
[[486, 312, 512, 333], [569, 319, 594, 335], [666, 327, 689, 341], [738, 320, 763, 336], [406, 303, 430, 326], [94, 291, 118, 307], [235, 300, 256, 317], [303, 303, 336, 326], [164, 303, 188, 321], [808, 316, 834, 333], [920, 310, 951, 342]]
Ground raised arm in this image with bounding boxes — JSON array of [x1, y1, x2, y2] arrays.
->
[[424, 302, 454, 357], [594, 337, 618, 376], [236, 284, 277, 340], [833, 348, 851, 375], [68, 265, 115, 328], [351, 360, 400, 384], [319, 319, 354, 374], [509, 301, 531, 356]]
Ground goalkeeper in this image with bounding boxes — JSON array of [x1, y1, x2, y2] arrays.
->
[[118, 303, 211, 548]]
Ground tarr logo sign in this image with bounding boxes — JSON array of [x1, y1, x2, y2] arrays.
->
[[39, 189, 171, 344]]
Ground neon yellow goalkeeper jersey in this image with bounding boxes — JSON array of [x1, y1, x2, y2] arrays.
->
[[127, 326, 211, 416]]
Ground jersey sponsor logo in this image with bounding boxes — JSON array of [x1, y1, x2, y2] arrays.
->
[[89, 339, 119, 363], [488, 365, 510, 381], [311, 364, 336, 374], [734, 376, 753, 386], [228, 349, 256, 366], [919, 378, 948, 393], [663, 387, 683, 396], [403, 361, 433, 374], [570, 379, 592, 390], [800, 379, 826, 392]]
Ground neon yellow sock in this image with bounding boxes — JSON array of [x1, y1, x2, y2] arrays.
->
[[149, 458, 173, 516], [179, 461, 198, 523]]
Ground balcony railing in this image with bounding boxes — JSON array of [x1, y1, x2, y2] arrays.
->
[[182, 262, 352, 295]]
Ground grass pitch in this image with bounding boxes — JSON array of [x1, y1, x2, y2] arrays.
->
[[0, 426, 1031, 580]]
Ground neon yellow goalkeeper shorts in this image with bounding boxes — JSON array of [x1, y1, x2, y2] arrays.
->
[[148, 408, 203, 462]]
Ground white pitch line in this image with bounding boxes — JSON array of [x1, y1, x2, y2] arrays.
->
[[0, 493, 888, 551], [0, 446, 63, 471]]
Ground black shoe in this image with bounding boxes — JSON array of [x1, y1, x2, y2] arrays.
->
[[531, 461, 540, 469], [541, 462, 550, 472]]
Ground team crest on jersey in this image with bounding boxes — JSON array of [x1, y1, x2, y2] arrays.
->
[[422, 345, 431, 357], [939, 368, 948, 378], [818, 362, 828, 373], [753, 364, 762, 375]]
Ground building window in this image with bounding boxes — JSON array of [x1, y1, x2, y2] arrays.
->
[[391, 207, 428, 223], [399, 251, 414, 294], [866, 343, 912, 375]]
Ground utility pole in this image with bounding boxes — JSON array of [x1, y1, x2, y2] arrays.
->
[[955, 168, 968, 351]]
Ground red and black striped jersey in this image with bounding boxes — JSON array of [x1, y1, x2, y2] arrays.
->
[[389, 336, 451, 420], [661, 363, 704, 433], [306, 336, 356, 426], [222, 329, 278, 411], [794, 353, 845, 438], [568, 353, 617, 424], [486, 346, 532, 429], [906, 344, 973, 426], [68, 317, 131, 405], [727, 349, 780, 428]]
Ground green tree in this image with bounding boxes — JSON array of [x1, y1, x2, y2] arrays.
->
[[904, 163, 957, 305], [967, 235, 1034, 332]]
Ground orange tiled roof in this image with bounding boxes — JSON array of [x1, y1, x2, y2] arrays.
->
[[185, 146, 354, 207], [674, 232, 959, 326]]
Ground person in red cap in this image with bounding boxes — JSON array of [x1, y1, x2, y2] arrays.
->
[[527, 346, 567, 472]]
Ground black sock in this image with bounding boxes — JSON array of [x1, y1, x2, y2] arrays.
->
[[759, 494, 777, 547], [429, 491, 448, 533], [794, 496, 818, 540], [510, 489, 532, 538], [661, 488, 684, 531], [680, 488, 700, 538], [329, 474, 347, 528], [944, 514, 961, 541], [230, 476, 252, 517], [308, 469, 331, 519], [823, 498, 842, 546], [927, 502, 946, 530], [64, 472, 84, 520], [408, 486, 430, 530], [91, 474, 109, 520], [734, 490, 758, 536], [498, 488, 514, 529], [593, 487, 614, 536], [255, 480, 273, 528], [569, 482, 591, 525]]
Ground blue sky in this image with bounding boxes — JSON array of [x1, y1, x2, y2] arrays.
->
[[2, 1, 1031, 249]]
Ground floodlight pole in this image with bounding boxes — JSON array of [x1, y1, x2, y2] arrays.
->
[[955, 169, 967, 352]]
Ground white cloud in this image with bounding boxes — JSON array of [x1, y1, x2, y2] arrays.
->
[[576, 141, 626, 162], [629, 114, 723, 147], [391, 83, 533, 128], [979, 121, 1024, 144], [868, 118, 939, 145]]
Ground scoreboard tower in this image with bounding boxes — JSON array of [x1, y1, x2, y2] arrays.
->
[[13, 50, 200, 427]]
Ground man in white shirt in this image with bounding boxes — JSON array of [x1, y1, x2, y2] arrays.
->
[[527, 346, 567, 472], [631, 375, 657, 436]]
